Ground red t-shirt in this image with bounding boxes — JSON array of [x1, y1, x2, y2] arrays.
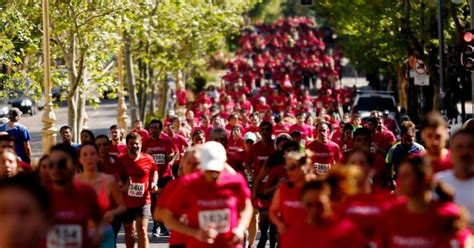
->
[[276, 182, 307, 244], [45, 183, 103, 248], [305, 140, 341, 175], [227, 138, 246, 175], [176, 89, 187, 106], [166, 171, 251, 248], [169, 134, 189, 165], [158, 174, 199, 246], [246, 140, 276, 177], [109, 143, 127, 157], [131, 128, 151, 143], [338, 192, 394, 244], [372, 130, 397, 153], [289, 124, 313, 140], [142, 137, 178, 179], [282, 217, 366, 248], [428, 150, 454, 173], [98, 155, 127, 183], [245, 125, 260, 135], [379, 199, 470, 248], [120, 153, 158, 207], [273, 123, 289, 136]]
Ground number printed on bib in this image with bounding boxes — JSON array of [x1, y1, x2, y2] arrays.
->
[[313, 163, 330, 174], [153, 154, 166, 165], [198, 208, 231, 233], [128, 182, 145, 197], [47, 224, 82, 248]]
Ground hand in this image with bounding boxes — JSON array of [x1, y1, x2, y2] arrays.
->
[[229, 227, 245, 245], [150, 183, 158, 193], [194, 228, 218, 244]]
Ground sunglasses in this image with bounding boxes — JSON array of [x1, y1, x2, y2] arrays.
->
[[48, 158, 69, 169]]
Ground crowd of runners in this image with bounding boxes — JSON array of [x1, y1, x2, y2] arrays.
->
[[0, 17, 474, 248]]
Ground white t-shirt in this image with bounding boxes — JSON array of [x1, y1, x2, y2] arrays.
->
[[435, 170, 474, 227]]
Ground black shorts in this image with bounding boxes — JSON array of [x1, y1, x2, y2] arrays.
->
[[122, 204, 151, 223], [158, 176, 173, 189]]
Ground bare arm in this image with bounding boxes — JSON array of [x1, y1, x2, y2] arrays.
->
[[23, 141, 31, 162], [105, 175, 126, 223], [269, 188, 286, 233]]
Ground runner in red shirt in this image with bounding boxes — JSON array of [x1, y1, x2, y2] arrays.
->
[[289, 112, 313, 142], [419, 111, 454, 173], [165, 124, 189, 178], [161, 141, 253, 248], [306, 122, 342, 175], [191, 129, 206, 146], [273, 114, 289, 137], [225, 113, 246, 135], [75, 142, 126, 247], [269, 150, 317, 245], [245, 113, 261, 135], [120, 132, 158, 248], [46, 143, 104, 248], [154, 146, 201, 248], [338, 148, 396, 245], [337, 123, 354, 153], [367, 117, 396, 154], [142, 119, 177, 237], [130, 120, 151, 143], [282, 180, 366, 248], [95, 135, 128, 238], [379, 156, 471, 247], [109, 125, 127, 156]]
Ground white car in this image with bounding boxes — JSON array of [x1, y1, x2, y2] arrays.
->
[[351, 91, 398, 119]]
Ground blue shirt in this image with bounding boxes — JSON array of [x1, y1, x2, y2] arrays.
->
[[386, 142, 425, 178], [0, 122, 31, 163]]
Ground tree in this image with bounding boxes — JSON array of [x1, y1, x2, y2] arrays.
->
[[313, 0, 471, 112], [49, 0, 117, 141]]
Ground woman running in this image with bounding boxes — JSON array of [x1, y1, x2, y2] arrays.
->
[[75, 142, 126, 247], [269, 150, 316, 245], [282, 180, 366, 248], [379, 156, 472, 247]]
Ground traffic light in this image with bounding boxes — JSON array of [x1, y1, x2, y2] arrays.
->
[[460, 29, 474, 71], [300, 0, 313, 6]]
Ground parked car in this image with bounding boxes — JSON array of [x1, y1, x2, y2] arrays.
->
[[9, 96, 44, 116], [0, 100, 9, 118], [352, 91, 398, 119]]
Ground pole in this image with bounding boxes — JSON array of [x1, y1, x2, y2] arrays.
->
[[41, 0, 57, 154], [438, 0, 445, 114], [471, 0, 474, 116], [116, 0, 129, 132]]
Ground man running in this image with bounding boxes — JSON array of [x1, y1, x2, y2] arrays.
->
[[120, 132, 158, 248]]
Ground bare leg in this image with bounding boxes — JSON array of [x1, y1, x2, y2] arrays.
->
[[136, 217, 149, 248], [124, 221, 136, 248]]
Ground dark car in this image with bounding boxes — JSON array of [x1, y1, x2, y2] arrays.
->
[[9, 96, 43, 116]]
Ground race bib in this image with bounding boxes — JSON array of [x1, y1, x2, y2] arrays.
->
[[313, 163, 330, 174], [47, 224, 82, 248], [153, 154, 166, 165], [198, 208, 231, 233], [128, 182, 145, 197]]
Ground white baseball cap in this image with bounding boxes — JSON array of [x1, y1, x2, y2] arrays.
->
[[244, 132, 257, 142], [199, 141, 227, 172]]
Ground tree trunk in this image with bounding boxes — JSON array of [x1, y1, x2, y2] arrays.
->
[[123, 30, 139, 124], [148, 68, 155, 116]]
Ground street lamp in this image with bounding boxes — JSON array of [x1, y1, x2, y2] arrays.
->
[[41, 0, 57, 154], [116, 0, 129, 132]]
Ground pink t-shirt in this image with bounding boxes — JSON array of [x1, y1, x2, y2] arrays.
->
[[380, 199, 471, 248], [305, 140, 341, 175], [166, 171, 251, 248], [282, 217, 366, 248], [289, 124, 313, 140]]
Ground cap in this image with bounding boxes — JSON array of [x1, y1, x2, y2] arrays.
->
[[8, 108, 22, 117], [244, 132, 257, 142], [199, 141, 227, 172]]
